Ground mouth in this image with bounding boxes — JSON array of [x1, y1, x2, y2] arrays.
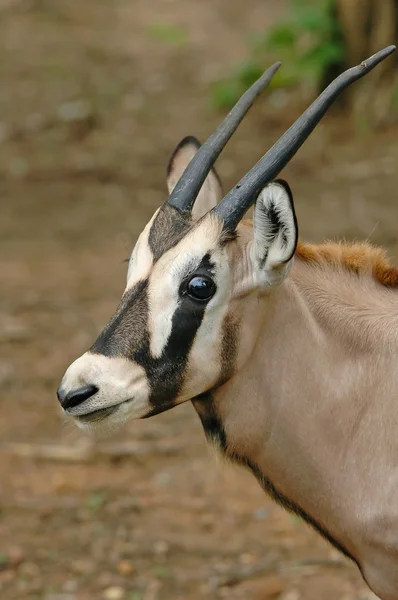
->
[[72, 405, 119, 423], [64, 395, 173, 425]]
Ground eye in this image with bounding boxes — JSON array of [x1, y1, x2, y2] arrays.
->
[[186, 275, 216, 302]]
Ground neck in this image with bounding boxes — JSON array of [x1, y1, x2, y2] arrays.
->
[[193, 255, 398, 578]]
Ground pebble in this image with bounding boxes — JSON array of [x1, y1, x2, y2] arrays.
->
[[103, 586, 125, 600], [281, 591, 300, 600]]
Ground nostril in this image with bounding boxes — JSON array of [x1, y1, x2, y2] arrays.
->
[[58, 384, 99, 410]]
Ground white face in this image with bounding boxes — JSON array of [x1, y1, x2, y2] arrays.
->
[[57, 208, 238, 433]]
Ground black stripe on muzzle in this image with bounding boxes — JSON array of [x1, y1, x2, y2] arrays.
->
[[91, 255, 215, 408]]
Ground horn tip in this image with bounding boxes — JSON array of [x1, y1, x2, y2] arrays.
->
[[361, 45, 396, 71], [270, 61, 282, 73]]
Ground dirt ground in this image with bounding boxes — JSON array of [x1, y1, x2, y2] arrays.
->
[[0, 1, 397, 599]]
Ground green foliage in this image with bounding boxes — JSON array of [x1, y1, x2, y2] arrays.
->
[[212, 0, 344, 109]]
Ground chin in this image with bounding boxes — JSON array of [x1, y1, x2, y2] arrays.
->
[[71, 400, 138, 437]]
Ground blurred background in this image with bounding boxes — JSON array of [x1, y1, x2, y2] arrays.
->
[[0, 0, 397, 599]]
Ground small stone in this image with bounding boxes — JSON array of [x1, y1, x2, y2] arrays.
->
[[117, 560, 135, 576], [103, 586, 125, 600], [281, 591, 300, 600]]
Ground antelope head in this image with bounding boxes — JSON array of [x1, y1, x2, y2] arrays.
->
[[57, 47, 395, 433]]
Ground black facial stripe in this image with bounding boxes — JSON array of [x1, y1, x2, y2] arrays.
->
[[91, 254, 216, 409], [192, 394, 356, 564], [91, 279, 149, 357], [145, 252, 215, 405], [148, 204, 192, 262]]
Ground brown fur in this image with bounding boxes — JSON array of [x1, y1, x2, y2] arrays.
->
[[296, 241, 398, 288]]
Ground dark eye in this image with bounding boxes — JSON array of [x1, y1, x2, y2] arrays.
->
[[186, 275, 216, 302]]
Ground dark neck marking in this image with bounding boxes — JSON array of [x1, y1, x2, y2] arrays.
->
[[191, 393, 356, 564]]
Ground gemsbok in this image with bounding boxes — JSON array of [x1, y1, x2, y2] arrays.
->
[[57, 46, 398, 599]]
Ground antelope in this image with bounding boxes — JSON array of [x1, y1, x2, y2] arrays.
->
[[57, 46, 398, 599]]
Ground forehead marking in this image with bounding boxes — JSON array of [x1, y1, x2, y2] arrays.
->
[[148, 204, 191, 262]]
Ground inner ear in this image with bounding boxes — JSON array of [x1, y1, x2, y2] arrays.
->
[[253, 179, 298, 281], [167, 136, 223, 221]]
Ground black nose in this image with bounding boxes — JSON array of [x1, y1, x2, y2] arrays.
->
[[57, 384, 98, 410]]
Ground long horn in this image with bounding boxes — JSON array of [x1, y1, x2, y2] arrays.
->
[[167, 62, 281, 213], [214, 45, 396, 229]]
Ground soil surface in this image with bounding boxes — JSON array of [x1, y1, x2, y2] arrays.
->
[[0, 1, 397, 599]]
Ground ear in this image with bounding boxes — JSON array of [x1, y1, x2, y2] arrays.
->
[[252, 179, 298, 287], [167, 136, 223, 221]]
